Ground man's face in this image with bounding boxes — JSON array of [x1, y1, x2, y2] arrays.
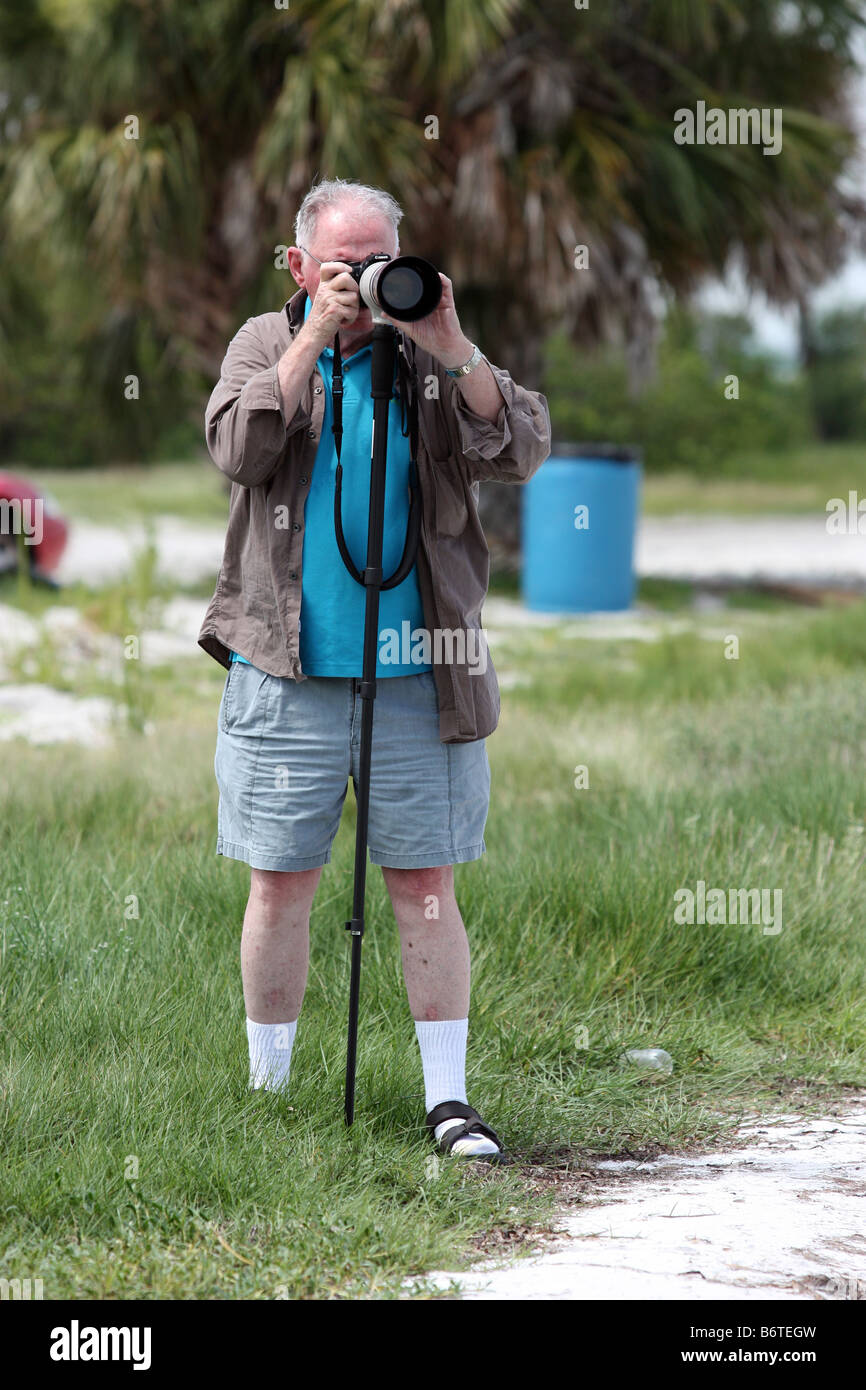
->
[[290, 206, 399, 330]]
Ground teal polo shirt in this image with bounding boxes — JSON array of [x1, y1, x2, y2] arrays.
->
[[231, 294, 430, 677]]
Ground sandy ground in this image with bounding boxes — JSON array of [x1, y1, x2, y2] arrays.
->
[[422, 1100, 866, 1300], [637, 515, 866, 588], [43, 511, 866, 591], [0, 595, 211, 744], [53, 517, 225, 587], [0, 684, 119, 748]]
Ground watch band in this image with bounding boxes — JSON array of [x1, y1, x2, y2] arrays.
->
[[445, 344, 484, 378]]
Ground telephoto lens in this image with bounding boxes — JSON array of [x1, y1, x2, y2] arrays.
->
[[357, 255, 442, 321]]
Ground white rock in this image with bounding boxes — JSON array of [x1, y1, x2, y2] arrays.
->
[[0, 684, 118, 748]]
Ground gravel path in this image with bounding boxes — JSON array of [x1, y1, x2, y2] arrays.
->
[[637, 515, 866, 588], [423, 1100, 866, 1301], [53, 517, 225, 587], [44, 511, 866, 590]]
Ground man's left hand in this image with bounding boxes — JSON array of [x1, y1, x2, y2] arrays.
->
[[380, 273, 474, 370]]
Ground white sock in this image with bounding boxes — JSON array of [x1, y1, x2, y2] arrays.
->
[[415, 1017, 468, 1110], [414, 1018, 499, 1158], [246, 1017, 297, 1093]]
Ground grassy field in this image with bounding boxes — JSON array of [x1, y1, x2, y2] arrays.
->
[[32, 461, 232, 527], [639, 440, 866, 515], [1, 469, 865, 1298]]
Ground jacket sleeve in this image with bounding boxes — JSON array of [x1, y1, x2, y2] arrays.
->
[[205, 319, 312, 488], [439, 358, 552, 486]]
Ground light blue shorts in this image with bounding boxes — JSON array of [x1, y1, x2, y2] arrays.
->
[[214, 663, 490, 871]]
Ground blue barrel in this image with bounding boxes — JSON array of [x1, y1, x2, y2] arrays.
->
[[522, 444, 642, 612]]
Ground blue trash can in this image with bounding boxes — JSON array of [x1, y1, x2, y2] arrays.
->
[[522, 443, 642, 612]]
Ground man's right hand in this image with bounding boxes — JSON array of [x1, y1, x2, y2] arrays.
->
[[304, 263, 362, 345]]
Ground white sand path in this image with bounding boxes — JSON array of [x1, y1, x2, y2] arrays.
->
[[423, 1101, 866, 1300]]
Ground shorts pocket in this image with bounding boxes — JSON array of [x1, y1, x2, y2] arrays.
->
[[419, 667, 440, 706], [220, 661, 239, 734], [221, 661, 269, 734]]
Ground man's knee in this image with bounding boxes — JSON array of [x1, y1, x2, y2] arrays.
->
[[382, 865, 454, 904], [250, 865, 322, 907]]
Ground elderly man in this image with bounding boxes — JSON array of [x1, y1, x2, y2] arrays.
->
[[198, 178, 550, 1160]]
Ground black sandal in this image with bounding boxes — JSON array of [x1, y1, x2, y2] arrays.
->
[[426, 1100, 509, 1164]]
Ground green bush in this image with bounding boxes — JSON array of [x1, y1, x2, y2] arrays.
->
[[543, 307, 812, 473], [803, 307, 866, 441]]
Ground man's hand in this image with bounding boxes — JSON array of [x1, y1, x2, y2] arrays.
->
[[304, 262, 363, 346], [379, 273, 473, 370], [382, 272, 506, 423], [277, 260, 364, 420]]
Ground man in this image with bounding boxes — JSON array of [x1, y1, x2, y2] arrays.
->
[[198, 178, 550, 1160]]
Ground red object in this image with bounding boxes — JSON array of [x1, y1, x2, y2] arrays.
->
[[0, 471, 69, 574]]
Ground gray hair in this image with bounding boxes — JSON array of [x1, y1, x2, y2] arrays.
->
[[294, 178, 403, 252]]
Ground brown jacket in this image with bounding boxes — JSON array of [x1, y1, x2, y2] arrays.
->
[[197, 287, 551, 742]]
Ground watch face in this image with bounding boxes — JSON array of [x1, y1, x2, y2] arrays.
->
[[449, 347, 479, 375]]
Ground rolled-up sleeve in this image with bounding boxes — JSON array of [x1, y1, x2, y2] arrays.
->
[[443, 360, 551, 486], [205, 321, 311, 488]]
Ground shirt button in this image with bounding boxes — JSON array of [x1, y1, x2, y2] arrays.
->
[[289, 571, 298, 580], [307, 428, 316, 438], [300, 476, 308, 485], [292, 523, 301, 532], [314, 386, 323, 394]]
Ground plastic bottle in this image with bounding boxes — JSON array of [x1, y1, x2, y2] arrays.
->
[[621, 1048, 674, 1075]]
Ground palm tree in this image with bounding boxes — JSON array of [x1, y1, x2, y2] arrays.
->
[[1, 0, 863, 470], [0, 0, 514, 383], [418, 0, 866, 389]]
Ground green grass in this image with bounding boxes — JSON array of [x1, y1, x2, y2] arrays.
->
[[29, 459, 230, 526], [2, 573, 865, 1297], [641, 442, 866, 515]]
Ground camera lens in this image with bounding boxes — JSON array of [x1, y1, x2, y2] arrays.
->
[[380, 266, 423, 311], [374, 256, 442, 321]]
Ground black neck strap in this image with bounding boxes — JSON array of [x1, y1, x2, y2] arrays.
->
[[330, 328, 424, 594], [331, 331, 345, 465], [330, 331, 418, 469]]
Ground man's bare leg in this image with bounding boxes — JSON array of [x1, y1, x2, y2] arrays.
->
[[242, 866, 322, 1021], [382, 865, 500, 1157], [241, 865, 322, 1092], [380, 865, 469, 1021]]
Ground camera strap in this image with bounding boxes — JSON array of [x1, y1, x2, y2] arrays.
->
[[331, 329, 422, 592], [395, 332, 420, 466], [331, 330, 345, 467], [330, 330, 419, 470]]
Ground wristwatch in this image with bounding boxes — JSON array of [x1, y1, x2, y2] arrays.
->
[[445, 343, 484, 378]]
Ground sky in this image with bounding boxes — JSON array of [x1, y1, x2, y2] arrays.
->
[[694, 24, 866, 358]]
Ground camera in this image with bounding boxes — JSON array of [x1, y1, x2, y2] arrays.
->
[[349, 253, 442, 322]]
